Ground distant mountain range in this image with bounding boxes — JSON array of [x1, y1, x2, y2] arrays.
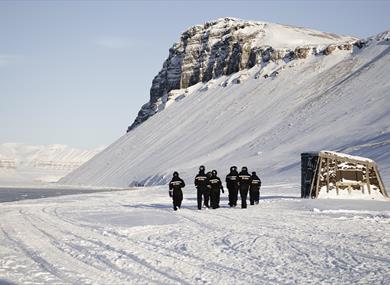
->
[[0, 143, 103, 185]]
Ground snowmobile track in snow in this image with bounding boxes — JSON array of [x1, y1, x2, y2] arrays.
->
[[1, 187, 390, 284]]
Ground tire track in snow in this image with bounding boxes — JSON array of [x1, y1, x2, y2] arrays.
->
[[172, 210, 282, 284], [51, 205, 214, 283], [58, 203, 260, 283], [0, 225, 81, 285], [30, 207, 181, 284], [197, 208, 384, 284], [18, 208, 151, 284], [27, 206, 194, 285], [83, 206, 274, 284]]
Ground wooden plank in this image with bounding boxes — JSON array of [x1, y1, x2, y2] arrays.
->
[[361, 164, 365, 194], [315, 159, 323, 198], [375, 165, 388, 198], [336, 181, 364, 187], [326, 158, 330, 193], [319, 152, 375, 168], [335, 159, 339, 195], [309, 158, 320, 198], [366, 164, 371, 195]]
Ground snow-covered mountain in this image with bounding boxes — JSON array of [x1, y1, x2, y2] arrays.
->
[[128, 18, 357, 131], [61, 18, 390, 188], [0, 143, 102, 185]]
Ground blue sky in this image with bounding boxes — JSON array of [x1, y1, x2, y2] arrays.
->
[[0, 0, 389, 149]]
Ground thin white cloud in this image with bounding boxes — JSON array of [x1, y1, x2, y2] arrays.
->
[[0, 55, 20, 67], [94, 37, 136, 49]]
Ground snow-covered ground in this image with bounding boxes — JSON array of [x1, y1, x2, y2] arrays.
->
[[1, 184, 389, 284], [0, 143, 103, 186]]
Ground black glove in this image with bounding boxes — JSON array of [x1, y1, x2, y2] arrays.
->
[[221, 188, 225, 194]]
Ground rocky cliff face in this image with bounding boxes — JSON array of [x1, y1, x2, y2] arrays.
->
[[127, 18, 358, 132]]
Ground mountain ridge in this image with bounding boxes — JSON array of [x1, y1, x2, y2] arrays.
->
[[127, 18, 358, 131]]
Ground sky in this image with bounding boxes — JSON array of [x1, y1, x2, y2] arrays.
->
[[0, 0, 389, 149]]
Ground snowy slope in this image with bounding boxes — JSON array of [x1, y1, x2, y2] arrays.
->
[[1, 185, 389, 284], [0, 143, 102, 185], [61, 31, 390, 188]]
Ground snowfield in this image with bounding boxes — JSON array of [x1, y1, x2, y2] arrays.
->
[[1, 184, 389, 284]]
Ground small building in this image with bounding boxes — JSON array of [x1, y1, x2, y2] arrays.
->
[[301, 151, 388, 199]]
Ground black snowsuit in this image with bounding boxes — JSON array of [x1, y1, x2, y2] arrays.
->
[[169, 176, 185, 211], [205, 172, 212, 207], [226, 170, 239, 207], [238, 171, 252, 208], [194, 171, 209, 209], [208, 175, 224, 209], [249, 174, 262, 205]]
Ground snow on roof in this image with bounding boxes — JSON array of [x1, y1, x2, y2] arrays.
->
[[320, 150, 375, 164]]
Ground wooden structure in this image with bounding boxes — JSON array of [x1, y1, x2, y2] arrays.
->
[[301, 151, 388, 199]]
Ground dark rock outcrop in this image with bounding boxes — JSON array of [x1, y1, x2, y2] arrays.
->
[[294, 47, 311, 59], [323, 45, 337, 55]]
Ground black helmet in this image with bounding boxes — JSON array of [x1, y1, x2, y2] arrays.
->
[[211, 169, 217, 176], [173, 171, 179, 177], [230, 166, 237, 172], [199, 165, 205, 172], [252, 171, 256, 175], [242, 166, 248, 172], [206, 171, 212, 177]]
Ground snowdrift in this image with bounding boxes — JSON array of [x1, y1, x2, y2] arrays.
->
[[61, 31, 390, 188]]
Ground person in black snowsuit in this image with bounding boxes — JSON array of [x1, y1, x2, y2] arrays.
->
[[169, 171, 185, 211], [208, 170, 224, 209], [226, 166, 239, 207], [238, 166, 252, 208], [249, 171, 262, 205], [204, 171, 212, 208], [194, 165, 208, 210]]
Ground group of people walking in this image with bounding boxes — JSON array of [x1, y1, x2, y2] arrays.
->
[[169, 165, 262, 211]]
